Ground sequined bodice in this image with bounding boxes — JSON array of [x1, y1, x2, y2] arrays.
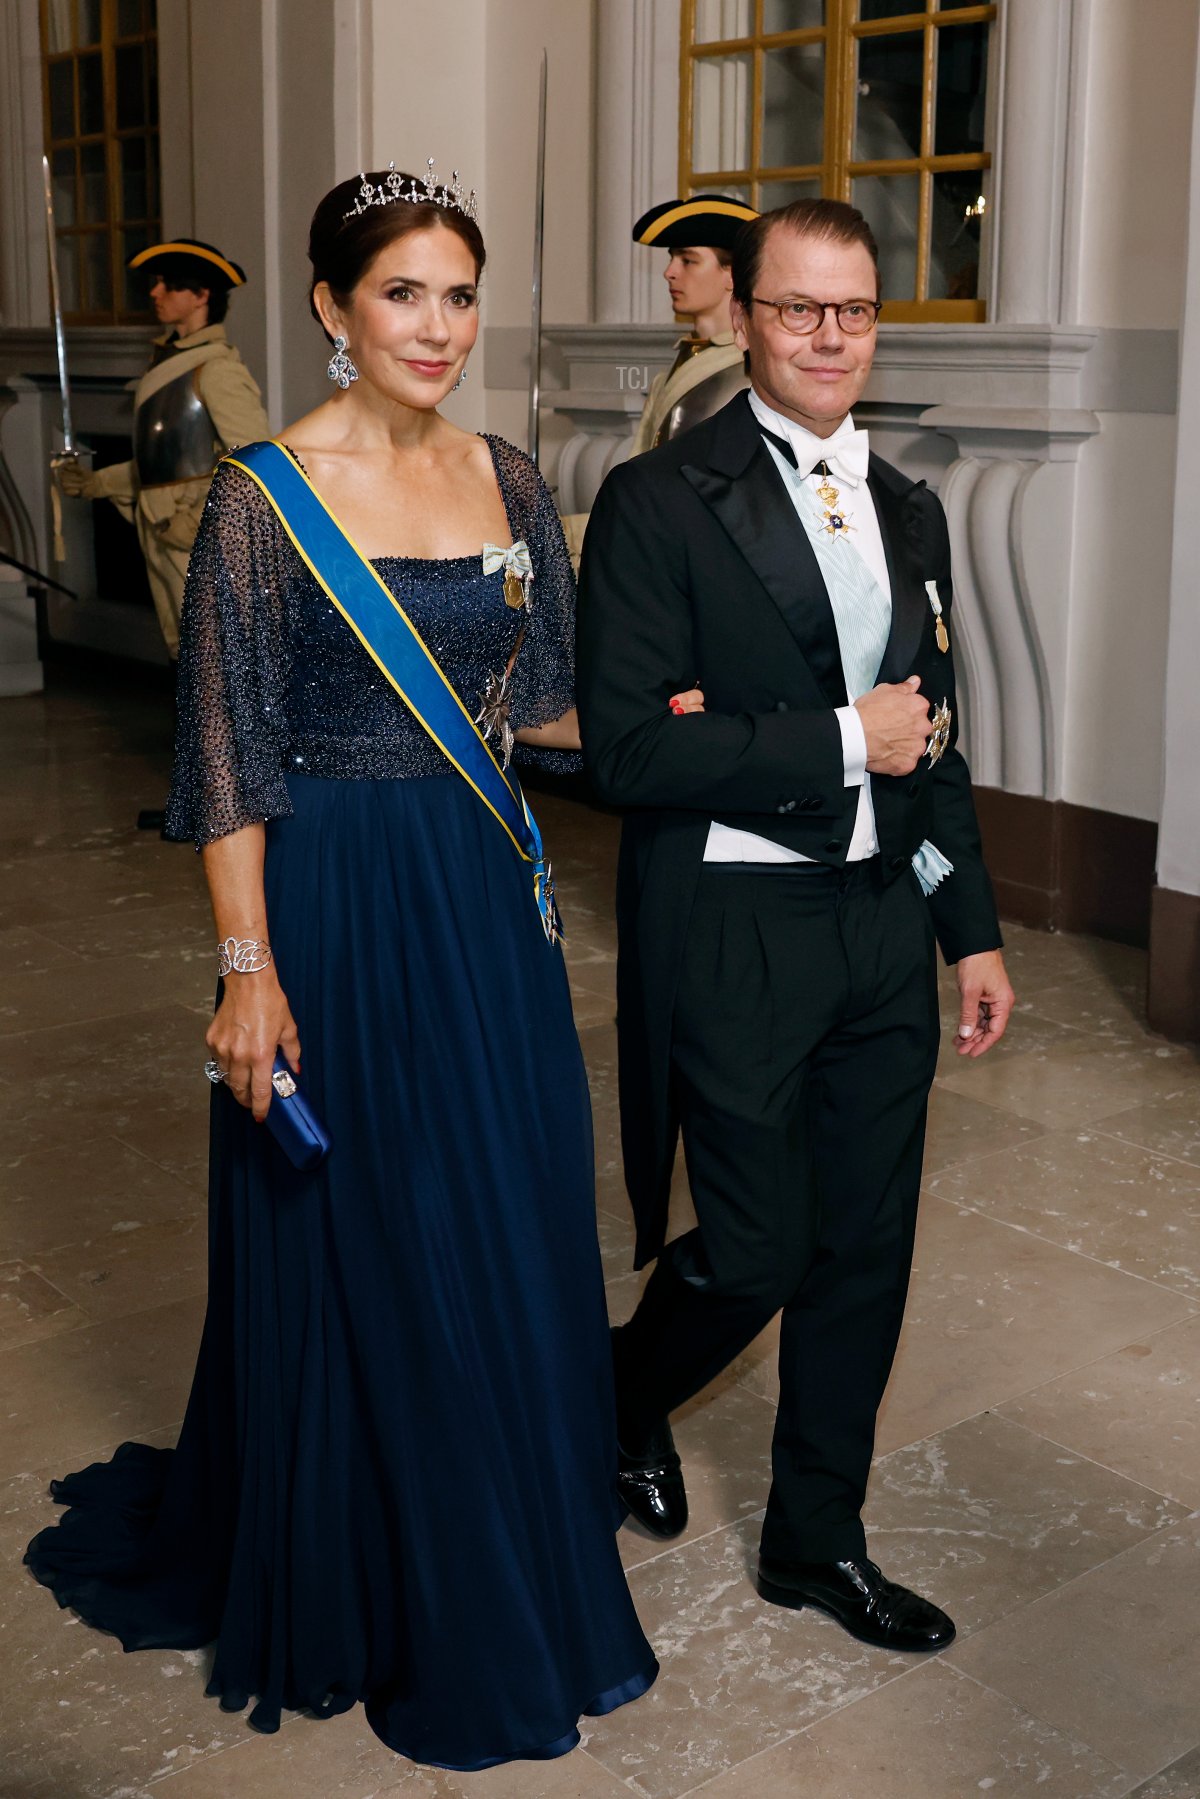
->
[[166, 435, 577, 847], [286, 552, 527, 781]]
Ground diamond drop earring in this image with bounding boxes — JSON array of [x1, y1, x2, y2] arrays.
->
[[327, 335, 358, 388], [451, 366, 467, 392]]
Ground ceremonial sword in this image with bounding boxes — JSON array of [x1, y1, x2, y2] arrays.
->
[[40, 154, 77, 461], [527, 50, 547, 467]]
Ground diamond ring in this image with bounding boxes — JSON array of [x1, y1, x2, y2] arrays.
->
[[203, 1059, 227, 1084]]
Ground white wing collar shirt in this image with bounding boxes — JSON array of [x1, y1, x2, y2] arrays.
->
[[703, 389, 887, 864]]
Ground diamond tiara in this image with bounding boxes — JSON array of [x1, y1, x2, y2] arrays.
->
[[342, 158, 478, 225]]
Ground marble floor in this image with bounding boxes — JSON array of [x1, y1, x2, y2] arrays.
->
[[2, 667, 1199, 1799]]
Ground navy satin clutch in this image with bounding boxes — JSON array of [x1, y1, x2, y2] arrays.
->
[[266, 1054, 331, 1171]]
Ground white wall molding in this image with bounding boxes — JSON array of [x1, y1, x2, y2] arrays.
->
[[919, 405, 1101, 464]]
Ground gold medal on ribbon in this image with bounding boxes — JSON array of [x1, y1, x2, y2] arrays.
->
[[925, 579, 949, 654], [483, 540, 533, 612], [503, 569, 526, 610]]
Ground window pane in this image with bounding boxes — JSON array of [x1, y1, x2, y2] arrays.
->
[[78, 50, 104, 133], [762, 0, 824, 30], [119, 135, 147, 218], [855, 28, 924, 161], [116, 43, 148, 128], [934, 21, 988, 156], [117, 0, 145, 33], [48, 59, 75, 139], [853, 171, 919, 301], [51, 147, 77, 225], [146, 133, 160, 220], [938, 0, 981, 8], [120, 225, 151, 309], [57, 233, 81, 312], [81, 140, 106, 220], [692, 53, 752, 171], [758, 176, 821, 211], [82, 229, 112, 312], [76, 0, 101, 45], [44, 0, 73, 53], [693, 0, 752, 42], [859, 0, 921, 17], [762, 42, 825, 167], [929, 168, 986, 299], [691, 183, 752, 204]]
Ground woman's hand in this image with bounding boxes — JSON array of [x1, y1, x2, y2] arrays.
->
[[669, 687, 705, 715], [206, 968, 302, 1123]]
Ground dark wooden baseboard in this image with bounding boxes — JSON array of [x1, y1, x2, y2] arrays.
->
[[1148, 886, 1200, 1043], [972, 787, 1158, 947]]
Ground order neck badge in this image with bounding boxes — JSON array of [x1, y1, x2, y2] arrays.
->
[[813, 462, 853, 542]]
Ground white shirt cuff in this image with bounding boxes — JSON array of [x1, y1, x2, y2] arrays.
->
[[836, 704, 868, 788]]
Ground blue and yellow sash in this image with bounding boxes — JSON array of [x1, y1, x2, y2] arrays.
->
[[225, 440, 561, 944]]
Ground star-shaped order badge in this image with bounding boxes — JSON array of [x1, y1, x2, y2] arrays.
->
[[475, 668, 515, 770], [926, 698, 952, 767]]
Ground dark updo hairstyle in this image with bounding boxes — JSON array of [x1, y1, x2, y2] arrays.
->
[[307, 170, 487, 342]]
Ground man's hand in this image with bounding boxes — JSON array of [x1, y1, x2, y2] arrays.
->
[[953, 949, 1015, 1058], [55, 458, 94, 499], [856, 675, 932, 776]]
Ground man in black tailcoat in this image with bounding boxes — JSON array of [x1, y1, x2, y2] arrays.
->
[[577, 199, 1015, 1653]]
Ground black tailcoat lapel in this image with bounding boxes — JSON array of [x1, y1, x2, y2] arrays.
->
[[680, 394, 848, 708], [870, 454, 929, 686]]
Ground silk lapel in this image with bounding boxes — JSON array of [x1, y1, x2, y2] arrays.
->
[[681, 399, 848, 708], [870, 455, 928, 685]]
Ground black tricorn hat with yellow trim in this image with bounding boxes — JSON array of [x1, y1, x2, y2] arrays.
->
[[127, 238, 247, 289], [632, 193, 759, 252]]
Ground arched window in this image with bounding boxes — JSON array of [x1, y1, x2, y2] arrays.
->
[[39, 0, 161, 324], [680, 0, 996, 321]]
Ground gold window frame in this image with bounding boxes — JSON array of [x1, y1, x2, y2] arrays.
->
[[679, 0, 997, 323], [39, 0, 161, 325]]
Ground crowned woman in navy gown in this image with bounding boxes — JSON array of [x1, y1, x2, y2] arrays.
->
[[24, 163, 666, 1770]]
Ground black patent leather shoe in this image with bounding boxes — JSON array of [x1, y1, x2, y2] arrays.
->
[[617, 1420, 688, 1539], [756, 1556, 956, 1652]]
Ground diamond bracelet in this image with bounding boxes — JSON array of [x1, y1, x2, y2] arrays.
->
[[217, 937, 273, 977]]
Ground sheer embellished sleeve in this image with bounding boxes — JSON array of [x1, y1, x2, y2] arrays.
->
[[489, 436, 582, 772], [164, 459, 294, 847]]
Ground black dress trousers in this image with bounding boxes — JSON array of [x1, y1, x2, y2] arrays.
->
[[613, 856, 941, 1565]]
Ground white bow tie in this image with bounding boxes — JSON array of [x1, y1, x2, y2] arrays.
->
[[797, 419, 870, 488]]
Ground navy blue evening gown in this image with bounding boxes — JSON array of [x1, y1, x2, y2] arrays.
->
[[24, 439, 657, 1769]]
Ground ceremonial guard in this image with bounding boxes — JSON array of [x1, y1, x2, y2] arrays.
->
[[628, 194, 757, 454], [58, 238, 269, 658], [579, 200, 1016, 1657]]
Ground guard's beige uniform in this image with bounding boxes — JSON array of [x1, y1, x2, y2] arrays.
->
[[84, 323, 269, 655], [628, 332, 745, 457], [560, 334, 747, 571]]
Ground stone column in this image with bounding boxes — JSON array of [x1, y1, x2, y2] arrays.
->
[[1149, 34, 1200, 1040], [991, 0, 1080, 325], [593, 0, 679, 326]]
